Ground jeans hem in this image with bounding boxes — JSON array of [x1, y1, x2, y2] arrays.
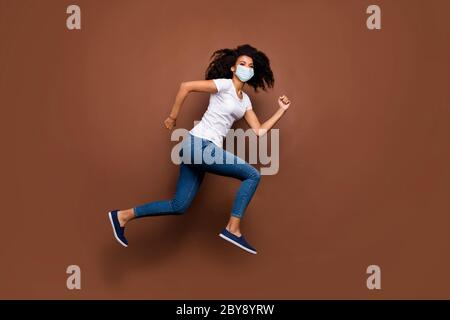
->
[[231, 213, 242, 219]]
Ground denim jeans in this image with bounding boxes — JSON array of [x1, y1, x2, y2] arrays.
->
[[133, 133, 261, 219]]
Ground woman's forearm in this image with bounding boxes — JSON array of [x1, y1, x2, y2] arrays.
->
[[257, 107, 286, 136], [169, 83, 190, 119]]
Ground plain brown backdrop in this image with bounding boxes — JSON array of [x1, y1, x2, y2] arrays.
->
[[1, 0, 449, 299]]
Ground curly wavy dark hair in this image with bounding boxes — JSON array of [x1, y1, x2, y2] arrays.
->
[[205, 44, 274, 93]]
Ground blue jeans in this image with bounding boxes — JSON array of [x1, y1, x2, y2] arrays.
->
[[133, 133, 261, 219]]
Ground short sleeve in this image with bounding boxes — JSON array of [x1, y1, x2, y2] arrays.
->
[[212, 78, 231, 93], [244, 94, 252, 111]]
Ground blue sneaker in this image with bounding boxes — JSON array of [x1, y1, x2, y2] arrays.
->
[[108, 210, 128, 247], [219, 228, 257, 254]]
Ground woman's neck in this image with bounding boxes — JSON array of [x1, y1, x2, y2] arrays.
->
[[231, 77, 245, 94]]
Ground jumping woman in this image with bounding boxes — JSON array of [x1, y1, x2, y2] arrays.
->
[[108, 44, 291, 254]]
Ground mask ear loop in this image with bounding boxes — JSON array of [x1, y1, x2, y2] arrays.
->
[[248, 67, 254, 78]]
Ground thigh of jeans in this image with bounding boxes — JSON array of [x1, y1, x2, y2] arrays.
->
[[198, 143, 255, 180], [179, 134, 205, 165]]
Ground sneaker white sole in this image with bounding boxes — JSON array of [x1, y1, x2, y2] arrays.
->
[[108, 211, 128, 247], [219, 233, 257, 254]]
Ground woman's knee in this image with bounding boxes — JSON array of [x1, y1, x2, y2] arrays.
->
[[170, 199, 190, 214], [248, 166, 261, 183]]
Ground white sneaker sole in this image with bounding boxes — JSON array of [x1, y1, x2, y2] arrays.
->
[[219, 233, 257, 254], [108, 211, 128, 247]]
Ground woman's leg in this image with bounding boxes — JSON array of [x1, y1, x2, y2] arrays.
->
[[118, 163, 205, 226], [196, 142, 261, 235]]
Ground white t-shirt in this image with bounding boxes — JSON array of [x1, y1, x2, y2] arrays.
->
[[189, 78, 252, 148]]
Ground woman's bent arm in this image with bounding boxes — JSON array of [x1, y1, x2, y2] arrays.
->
[[244, 95, 291, 137], [169, 80, 218, 119], [164, 80, 218, 129]]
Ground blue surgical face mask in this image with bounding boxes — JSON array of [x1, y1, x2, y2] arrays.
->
[[235, 64, 254, 82]]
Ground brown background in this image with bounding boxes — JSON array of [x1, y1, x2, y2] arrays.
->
[[1, 0, 449, 299]]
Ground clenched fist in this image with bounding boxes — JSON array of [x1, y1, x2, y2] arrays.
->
[[278, 95, 291, 110], [164, 116, 176, 130]]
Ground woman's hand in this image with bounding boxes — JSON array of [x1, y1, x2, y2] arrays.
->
[[164, 116, 176, 130], [278, 95, 291, 110]]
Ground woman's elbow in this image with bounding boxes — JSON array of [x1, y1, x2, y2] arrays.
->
[[251, 127, 260, 137], [257, 128, 269, 137], [252, 127, 267, 137], [179, 82, 190, 93]]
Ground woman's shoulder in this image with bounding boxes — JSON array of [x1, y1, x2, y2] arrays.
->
[[213, 77, 233, 84], [212, 78, 233, 92]]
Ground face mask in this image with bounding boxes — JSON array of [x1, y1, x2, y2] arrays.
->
[[235, 64, 254, 82]]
